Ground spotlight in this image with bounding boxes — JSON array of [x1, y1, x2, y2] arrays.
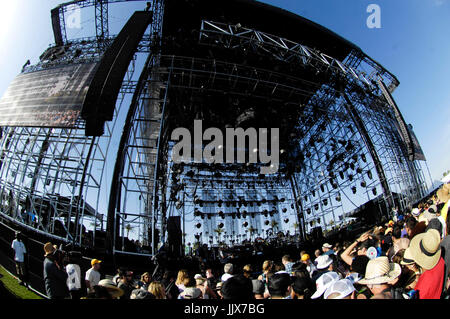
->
[[196, 223, 202, 229], [284, 218, 289, 223], [372, 188, 377, 195], [306, 208, 311, 214], [360, 181, 366, 188], [282, 208, 287, 213]]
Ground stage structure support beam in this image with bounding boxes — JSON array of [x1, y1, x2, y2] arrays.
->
[[341, 92, 394, 214]]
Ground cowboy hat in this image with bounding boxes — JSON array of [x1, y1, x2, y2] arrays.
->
[[43, 242, 57, 256], [408, 229, 441, 270], [98, 279, 124, 298], [358, 256, 401, 285], [437, 184, 450, 203], [400, 247, 415, 266]]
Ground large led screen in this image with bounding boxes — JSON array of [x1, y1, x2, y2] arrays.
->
[[0, 62, 98, 128]]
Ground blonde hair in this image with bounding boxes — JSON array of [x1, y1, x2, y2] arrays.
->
[[175, 269, 189, 286], [148, 281, 166, 299], [262, 260, 273, 273], [141, 272, 151, 282]]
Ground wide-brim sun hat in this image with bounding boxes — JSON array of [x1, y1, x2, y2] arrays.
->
[[358, 256, 401, 285], [408, 228, 441, 270], [98, 279, 124, 298], [43, 242, 56, 256], [400, 247, 415, 266]]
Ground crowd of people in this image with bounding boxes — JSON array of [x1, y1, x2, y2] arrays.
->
[[10, 183, 450, 300]]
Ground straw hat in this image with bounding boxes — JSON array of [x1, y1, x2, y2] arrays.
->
[[393, 238, 410, 256], [98, 279, 124, 298], [400, 247, 415, 266], [437, 184, 450, 203], [43, 242, 57, 256], [358, 256, 401, 285], [408, 229, 441, 270]]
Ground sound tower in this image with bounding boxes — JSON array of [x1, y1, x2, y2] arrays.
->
[[167, 216, 182, 257]]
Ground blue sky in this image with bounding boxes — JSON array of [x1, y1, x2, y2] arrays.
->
[[0, 1, 449, 243], [0, 0, 448, 184]]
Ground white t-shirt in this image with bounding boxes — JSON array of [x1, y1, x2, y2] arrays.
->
[[66, 264, 82, 291], [11, 239, 26, 262], [85, 268, 101, 289]]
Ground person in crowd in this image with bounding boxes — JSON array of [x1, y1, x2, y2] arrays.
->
[[257, 260, 273, 283], [281, 255, 295, 273], [65, 251, 83, 299], [267, 272, 292, 299], [252, 279, 265, 299], [11, 231, 27, 287], [358, 256, 402, 299], [84, 285, 114, 299], [440, 210, 450, 297], [242, 264, 254, 279], [131, 288, 155, 299], [98, 278, 124, 299], [340, 231, 376, 267], [175, 269, 190, 293], [311, 271, 340, 299], [161, 270, 179, 299], [137, 272, 152, 290], [195, 273, 217, 299], [290, 275, 315, 299], [179, 276, 202, 299], [312, 254, 335, 281], [398, 247, 422, 291], [42, 242, 70, 299], [324, 278, 356, 299], [206, 268, 218, 289], [409, 228, 445, 299], [405, 216, 418, 239], [220, 274, 254, 300], [117, 269, 135, 299], [215, 281, 224, 299], [221, 263, 234, 282], [322, 243, 335, 256], [300, 253, 317, 278], [85, 258, 102, 294], [313, 249, 321, 265], [148, 281, 166, 299]]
